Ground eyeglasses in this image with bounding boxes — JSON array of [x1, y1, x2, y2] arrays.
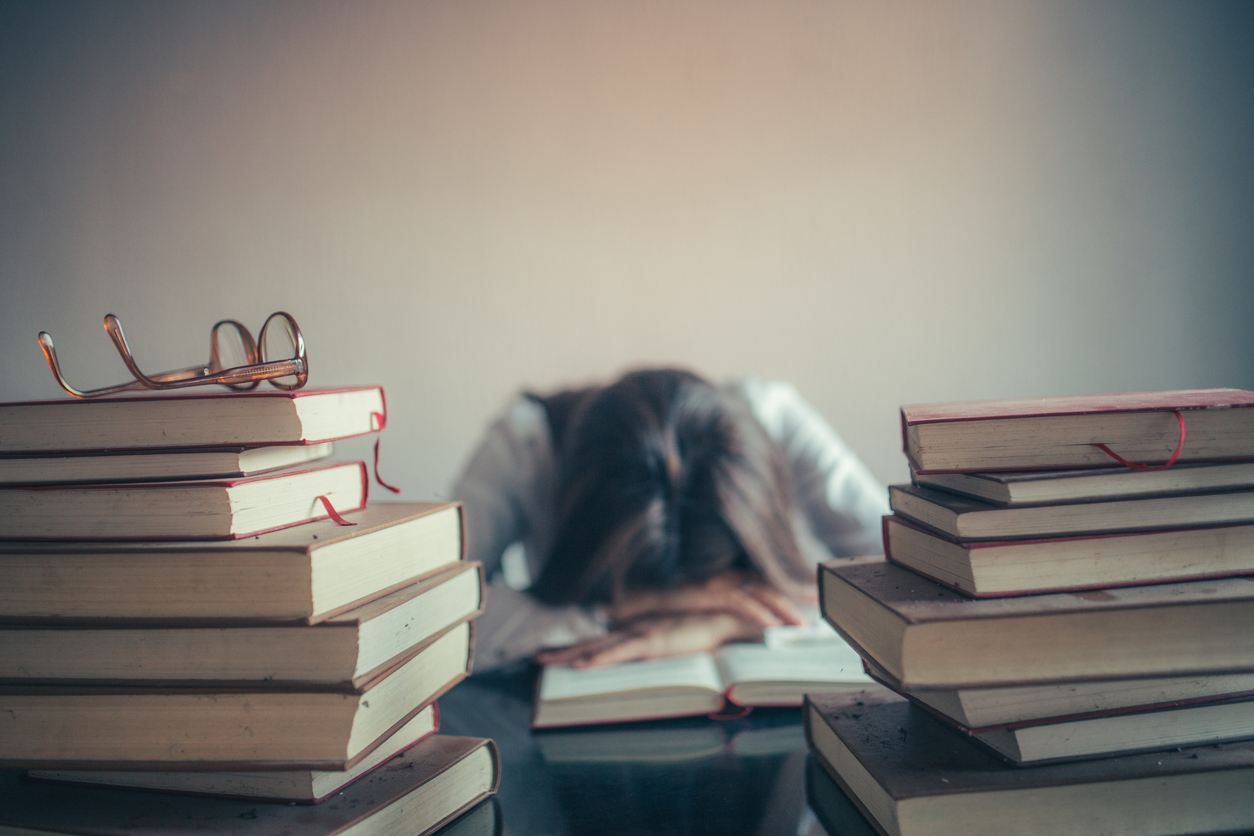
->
[[38, 312, 309, 399]]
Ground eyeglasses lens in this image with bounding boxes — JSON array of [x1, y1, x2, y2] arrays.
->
[[261, 314, 302, 387]]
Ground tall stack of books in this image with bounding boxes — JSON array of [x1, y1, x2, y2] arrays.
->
[[0, 388, 498, 836], [806, 388, 1254, 836]]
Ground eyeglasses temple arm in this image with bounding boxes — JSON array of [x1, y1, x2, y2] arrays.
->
[[37, 332, 148, 399]]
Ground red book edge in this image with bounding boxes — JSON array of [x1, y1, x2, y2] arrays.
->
[[900, 388, 1254, 425]]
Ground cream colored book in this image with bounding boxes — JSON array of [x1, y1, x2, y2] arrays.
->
[[0, 502, 463, 622], [28, 705, 437, 802], [0, 442, 333, 486], [0, 622, 472, 770], [0, 563, 483, 688], [532, 628, 871, 729]]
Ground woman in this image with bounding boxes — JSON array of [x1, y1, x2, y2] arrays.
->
[[452, 368, 888, 672]]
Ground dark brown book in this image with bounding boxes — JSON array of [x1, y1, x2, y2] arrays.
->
[[0, 621, 472, 770], [805, 685, 1254, 836], [0, 562, 483, 688], [0, 735, 500, 836], [889, 482, 1254, 541], [901, 388, 1254, 473], [819, 556, 1254, 689], [0, 502, 463, 623], [883, 514, 1254, 597]]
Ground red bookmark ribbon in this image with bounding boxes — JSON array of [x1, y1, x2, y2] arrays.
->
[[1091, 410, 1186, 471], [317, 495, 358, 526], [371, 411, 402, 494]]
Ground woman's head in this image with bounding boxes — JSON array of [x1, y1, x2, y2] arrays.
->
[[529, 368, 810, 606]]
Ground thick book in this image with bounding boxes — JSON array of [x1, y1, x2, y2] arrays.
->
[[956, 695, 1254, 766], [0, 501, 463, 622], [883, 514, 1254, 596], [29, 704, 438, 802], [531, 636, 871, 728], [902, 388, 1254, 473], [864, 656, 1254, 729], [0, 621, 472, 770], [913, 461, 1254, 506], [888, 482, 1254, 541], [0, 461, 369, 541], [805, 686, 1254, 836], [0, 735, 499, 836], [0, 562, 483, 687], [819, 556, 1254, 689], [0, 387, 387, 455], [805, 754, 878, 836], [0, 442, 334, 486]]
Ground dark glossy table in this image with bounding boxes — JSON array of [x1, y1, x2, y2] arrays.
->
[[438, 670, 830, 836]]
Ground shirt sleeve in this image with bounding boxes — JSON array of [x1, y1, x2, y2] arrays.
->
[[741, 379, 890, 560], [450, 395, 608, 672]]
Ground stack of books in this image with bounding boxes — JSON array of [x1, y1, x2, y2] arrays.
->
[[805, 388, 1254, 836], [0, 388, 498, 836]]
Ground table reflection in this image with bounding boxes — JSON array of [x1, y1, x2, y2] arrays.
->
[[438, 670, 828, 836]]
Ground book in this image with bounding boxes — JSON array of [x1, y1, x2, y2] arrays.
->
[[0, 621, 471, 769], [535, 720, 806, 763], [531, 636, 872, 728], [0, 387, 387, 455], [0, 562, 484, 687], [913, 461, 1254, 506], [864, 656, 1254, 729], [819, 556, 1254, 689], [883, 514, 1254, 596], [805, 754, 878, 836], [0, 442, 334, 485], [957, 695, 1254, 766], [0, 501, 463, 622], [888, 482, 1254, 541], [0, 735, 499, 836], [28, 704, 437, 802], [902, 388, 1254, 473], [0, 461, 369, 541], [805, 687, 1254, 836]]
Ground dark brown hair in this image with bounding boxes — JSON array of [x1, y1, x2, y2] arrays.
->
[[528, 368, 811, 606]]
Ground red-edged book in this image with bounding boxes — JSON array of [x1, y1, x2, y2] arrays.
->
[[901, 388, 1254, 473], [883, 514, 1254, 597], [0, 386, 387, 455], [0, 461, 368, 540]]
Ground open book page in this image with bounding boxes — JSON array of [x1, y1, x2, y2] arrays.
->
[[716, 627, 872, 706], [538, 652, 725, 702]]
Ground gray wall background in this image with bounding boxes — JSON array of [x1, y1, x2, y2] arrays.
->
[[2, 0, 1252, 496]]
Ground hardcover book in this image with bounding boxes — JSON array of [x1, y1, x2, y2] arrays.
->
[[0, 461, 369, 540], [0, 442, 334, 486], [883, 514, 1254, 596], [0, 386, 388, 454], [912, 460, 1254, 506], [805, 686, 1254, 836], [29, 704, 438, 802], [0, 735, 500, 836], [0, 562, 484, 687], [819, 556, 1254, 689], [888, 482, 1254, 541], [0, 621, 472, 770], [0, 502, 463, 622], [901, 388, 1254, 473]]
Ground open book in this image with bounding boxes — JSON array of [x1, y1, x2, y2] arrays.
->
[[531, 626, 872, 728]]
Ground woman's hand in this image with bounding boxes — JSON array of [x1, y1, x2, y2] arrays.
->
[[533, 611, 762, 669], [606, 569, 808, 629]]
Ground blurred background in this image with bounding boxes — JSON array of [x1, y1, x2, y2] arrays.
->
[[1, 0, 1252, 494]]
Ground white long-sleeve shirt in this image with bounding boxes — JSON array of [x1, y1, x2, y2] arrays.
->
[[451, 379, 889, 672]]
